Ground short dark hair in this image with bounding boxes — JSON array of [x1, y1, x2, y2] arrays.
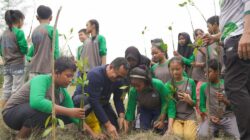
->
[[110, 57, 130, 71], [208, 59, 222, 72], [78, 28, 87, 34], [55, 56, 76, 73], [168, 57, 184, 68], [207, 15, 219, 25], [37, 5, 52, 19]]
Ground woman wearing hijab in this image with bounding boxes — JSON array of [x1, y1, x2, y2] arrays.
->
[[125, 46, 151, 69], [174, 32, 194, 74]]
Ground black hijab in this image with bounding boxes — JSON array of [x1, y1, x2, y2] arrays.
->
[[125, 46, 151, 69], [177, 32, 194, 58]]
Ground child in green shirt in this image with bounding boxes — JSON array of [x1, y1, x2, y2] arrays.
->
[[2, 57, 100, 139], [27, 5, 60, 79], [164, 57, 197, 140], [124, 67, 170, 133], [198, 59, 239, 139], [0, 10, 27, 107]]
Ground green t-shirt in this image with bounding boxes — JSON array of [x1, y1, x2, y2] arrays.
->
[[125, 78, 170, 121], [26, 24, 60, 61], [165, 77, 196, 119], [97, 35, 107, 56], [0, 27, 28, 56], [30, 75, 79, 124]]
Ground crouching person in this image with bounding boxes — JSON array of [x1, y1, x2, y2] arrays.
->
[[164, 57, 197, 140], [198, 59, 240, 139], [2, 57, 87, 139], [123, 67, 169, 133], [72, 57, 130, 139]]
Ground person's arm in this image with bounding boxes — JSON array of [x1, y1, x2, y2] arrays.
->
[[26, 44, 34, 62], [199, 83, 207, 113], [15, 28, 28, 55], [47, 25, 60, 59], [86, 72, 110, 125], [29, 75, 84, 120], [61, 88, 80, 124], [113, 82, 125, 118], [190, 79, 197, 106], [165, 83, 176, 119], [98, 35, 107, 65], [182, 54, 195, 66], [238, 1, 250, 59], [125, 88, 137, 121]]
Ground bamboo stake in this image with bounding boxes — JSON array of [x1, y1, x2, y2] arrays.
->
[[51, 6, 62, 140]]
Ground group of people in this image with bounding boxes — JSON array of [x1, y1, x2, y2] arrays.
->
[[0, 0, 250, 140]]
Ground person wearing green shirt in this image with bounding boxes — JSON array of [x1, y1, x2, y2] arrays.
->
[[151, 38, 171, 83], [164, 57, 197, 140], [123, 67, 170, 133], [0, 10, 28, 108], [1, 57, 103, 139], [26, 5, 60, 79], [198, 59, 239, 139], [76, 28, 89, 61], [81, 19, 107, 72]]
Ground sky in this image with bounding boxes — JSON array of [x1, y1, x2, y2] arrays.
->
[[1, 0, 220, 63]]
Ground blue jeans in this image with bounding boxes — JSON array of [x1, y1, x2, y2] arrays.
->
[[140, 107, 160, 130]]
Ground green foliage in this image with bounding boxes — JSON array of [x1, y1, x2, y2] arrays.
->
[[141, 26, 148, 35], [42, 127, 52, 137], [168, 26, 172, 31], [76, 58, 89, 131], [43, 117, 65, 137], [160, 41, 168, 52]]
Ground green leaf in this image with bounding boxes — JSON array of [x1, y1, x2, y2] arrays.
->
[[193, 48, 198, 56], [183, 2, 187, 5], [63, 34, 67, 40], [144, 26, 147, 30], [83, 80, 89, 86], [42, 126, 52, 137], [45, 116, 51, 128], [57, 118, 65, 129], [168, 26, 172, 31], [187, 43, 194, 48], [70, 27, 74, 33], [142, 31, 144, 35], [51, 117, 57, 125], [196, 38, 203, 47], [178, 3, 184, 7], [160, 41, 168, 52], [119, 86, 128, 90]]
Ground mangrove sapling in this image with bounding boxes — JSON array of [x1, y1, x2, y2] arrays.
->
[[141, 26, 148, 56], [76, 58, 89, 131]]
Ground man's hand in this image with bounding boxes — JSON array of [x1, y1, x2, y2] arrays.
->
[[238, 32, 250, 60], [68, 108, 85, 119], [105, 122, 118, 139], [118, 117, 125, 130]]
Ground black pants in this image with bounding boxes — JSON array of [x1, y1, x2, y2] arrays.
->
[[3, 103, 71, 130], [72, 95, 119, 129], [224, 35, 250, 140]]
